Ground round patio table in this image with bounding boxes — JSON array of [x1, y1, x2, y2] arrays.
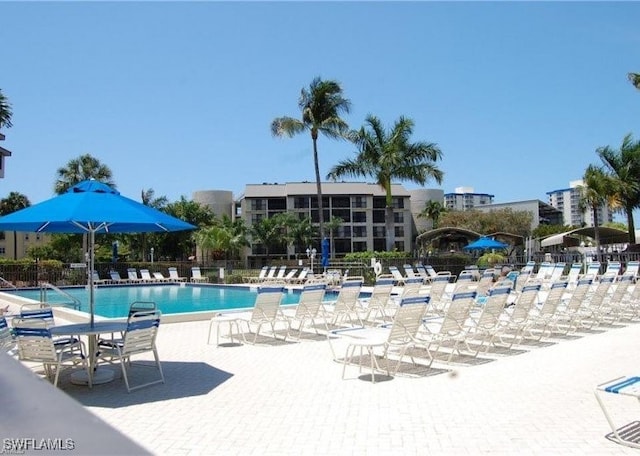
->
[[51, 321, 128, 386]]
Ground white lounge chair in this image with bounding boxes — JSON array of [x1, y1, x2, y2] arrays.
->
[[153, 272, 171, 282], [232, 285, 288, 344], [335, 295, 430, 383], [283, 283, 327, 339], [595, 375, 640, 449], [323, 277, 365, 328], [110, 270, 129, 284], [127, 268, 143, 283], [190, 267, 209, 283], [244, 266, 269, 284], [360, 275, 395, 323], [139, 269, 156, 283], [168, 267, 187, 282]]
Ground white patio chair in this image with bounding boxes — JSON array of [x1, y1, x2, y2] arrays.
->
[[243, 266, 269, 284], [466, 285, 512, 354], [97, 310, 164, 392], [127, 268, 144, 283], [283, 283, 327, 339], [190, 267, 209, 283], [139, 269, 157, 283], [335, 295, 430, 383], [323, 277, 365, 328], [360, 275, 395, 323], [233, 286, 289, 344], [13, 317, 90, 388], [168, 267, 187, 282]]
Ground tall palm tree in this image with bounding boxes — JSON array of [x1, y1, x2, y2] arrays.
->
[[271, 77, 351, 239], [139, 188, 169, 260], [0, 89, 13, 130], [628, 72, 640, 90], [596, 133, 640, 244], [54, 154, 115, 194], [324, 216, 343, 259], [0, 192, 31, 259], [327, 115, 443, 251], [579, 165, 616, 261], [419, 200, 446, 229]]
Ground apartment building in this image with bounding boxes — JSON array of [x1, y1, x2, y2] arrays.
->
[[0, 231, 50, 260], [444, 186, 494, 211], [546, 179, 613, 227]]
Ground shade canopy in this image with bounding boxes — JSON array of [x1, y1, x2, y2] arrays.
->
[[0, 180, 194, 234], [0, 180, 196, 325], [463, 236, 508, 251]]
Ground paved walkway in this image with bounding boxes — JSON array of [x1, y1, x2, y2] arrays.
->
[[47, 313, 640, 455]]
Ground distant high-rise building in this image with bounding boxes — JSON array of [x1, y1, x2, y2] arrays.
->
[[546, 179, 613, 227], [444, 186, 494, 211]]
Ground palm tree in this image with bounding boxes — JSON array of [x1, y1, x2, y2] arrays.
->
[[579, 165, 616, 261], [0, 192, 30, 259], [271, 77, 351, 239], [250, 213, 290, 262], [139, 188, 169, 260], [628, 72, 640, 90], [596, 134, 640, 244], [327, 115, 443, 251], [0, 89, 13, 130], [419, 200, 446, 229], [324, 216, 343, 259], [54, 154, 115, 194], [287, 216, 318, 258]]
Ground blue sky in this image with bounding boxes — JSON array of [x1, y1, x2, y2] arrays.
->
[[1, 2, 640, 219]]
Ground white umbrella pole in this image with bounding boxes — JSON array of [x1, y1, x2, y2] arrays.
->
[[89, 229, 95, 327]]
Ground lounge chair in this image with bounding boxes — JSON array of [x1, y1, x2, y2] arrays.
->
[[168, 267, 187, 282], [92, 271, 111, 285], [624, 260, 640, 279], [281, 269, 298, 284], [110, 270, 129, 284], [283, 283, 328, 339], [0, 316, 15, 353], [287, 269, 309, 284], [466, 285, 512, 354], [127, 268, 144, 283], [139, 269, 156, 283], [335, 295, 430, 383], [388, 265, 407, 285], [243, 266, 269, 284], [323, 277, 365, 328], [232, 285, 289, 344], [97, 310, 164, 392], [190, 267, 209, 283], [266, 266, 287, 283], [13, 317, 90, 388], [360, 275, 395, 323], [153, 272, 171, 282]]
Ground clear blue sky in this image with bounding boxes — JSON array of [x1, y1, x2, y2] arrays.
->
[[2, 2, 640, 218]]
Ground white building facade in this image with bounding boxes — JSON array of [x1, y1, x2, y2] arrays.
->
[[546, 180, 613, 227], [444, 186, 494, 211]]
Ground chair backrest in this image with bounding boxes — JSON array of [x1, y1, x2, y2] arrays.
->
[[522, 261, 536, 274], [439, 291, 476, 336], [168, 267, 182, 279], [549, 263, 566, 282], [388, 266, 406, 282], [283, 269, 298, 281], [402, 264, 418, 279], [368, 277, 394, 309], [333, 278, 363, 313], [295, 283, 326, 318], [427, 275, 451, 304], [585, 261, 601, 277], [566, 263, 583, 283], [414, 265, 429, 280], [0, 316, 13, 350], [20, 304, 54, 325], [399, 279, 423, 300], [92, 271, 102, 281], [139, 269, 153, 280], [610, 274, 634, 302], [191, 267, 203, 279], [565, 277, 593, 312], [252, 286, 285, 323], [625, 260, 640, 278], [535, 262, 553, 280], [476, 286, 511, 329], [256, 266, 269, 280], [12, 317, 57, 362], [123, 311, 161, 355], [510, 283, 541, 323], [588, 273, 616, 310], [295, 269, 309, 282], [110, 270, 123, 281], [605, 261, 622, 276], [539, 280, 568, 317], [128, 301, 157, 318], [264, 267, 277, 279], [153, 272, 165, 280], [425, 265, 439, 278], [127, 268, 140, 281], [387, 295, 430, 344]]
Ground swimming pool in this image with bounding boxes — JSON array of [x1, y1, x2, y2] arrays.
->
[[7, 284, 323, 319]]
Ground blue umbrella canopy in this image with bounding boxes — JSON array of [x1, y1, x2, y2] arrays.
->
[[463, 236, 508, 251], [0, 180, 196, 325]]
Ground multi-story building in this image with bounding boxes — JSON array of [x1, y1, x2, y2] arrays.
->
[[546, 179, 613, 227], [0, 231, 50, 260], [444, 186, 494, 211], [0, 133, 12, 179], [239, 182, 414, 262]]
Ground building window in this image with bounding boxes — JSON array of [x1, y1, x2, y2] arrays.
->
[[391, 197, 405, 209], [352, 211, 367, 223], [393, 212, 404, 223], [268, 198, 286, 211], [251, 214, 264, 224], [394, 226, 405, 237], [250, 199, 265, 211], [352, 196, 367, 208], [353, 226, 367, 238], [353, 241, 368, 252], [373, 210, 385, 223], [373, 239, 385, 251], [24, 234, 29, 241], [373, 197, 386, 209], [331, 196, 350, 208], [373, 226, 385, 237], [332, 208, 351, 222], [294, 197, 309, 209], [394, 241, 405, 251], [0, 247, 4, 255]]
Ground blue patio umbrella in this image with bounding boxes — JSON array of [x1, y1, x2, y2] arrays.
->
[[0, 180, 196, 326], [321, 238, 330, 271], [463, 236, 508, 251]]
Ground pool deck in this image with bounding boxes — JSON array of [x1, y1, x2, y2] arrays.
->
[[33, 305, 640, 455]]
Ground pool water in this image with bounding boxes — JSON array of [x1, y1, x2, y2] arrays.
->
[[7, 284, 317, 319]]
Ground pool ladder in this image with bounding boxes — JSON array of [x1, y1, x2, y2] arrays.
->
[[39, 282, 82, 310]]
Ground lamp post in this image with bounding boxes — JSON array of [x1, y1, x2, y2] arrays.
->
[[150, 247, 154, 264], [579, 241, 586, 275], [306, 247, 317, 273]]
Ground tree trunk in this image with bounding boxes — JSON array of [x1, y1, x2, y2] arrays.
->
[[312, 134, 325, 240], [626, 206, 636, 244], [385, 205, 395, 251], [592, 204, 601, 262]]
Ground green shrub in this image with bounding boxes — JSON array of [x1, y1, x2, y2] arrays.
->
[[477, 252, 506, 268]]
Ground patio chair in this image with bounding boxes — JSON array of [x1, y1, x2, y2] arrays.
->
[[281, 269, 299, 284], [190, 267, 209, 283], [388, 266, 407, 285], [624, 260, 640, 279], [139, 269, 156, 283], [110, 270, 129, 284], [243, 266, 269, 284], [153, 272, 171, 282], [335, 295, 430, 383], [97, 310, 164, 392], [233, 285, 289, 344], [92, 271, 111, 285], [323, 277, 365, 328], [13, 317, 90, 388], [604, 261, 622, 276], [127, 268, 144, 283], [489, 283, 542, 348], [287, 269, 309, 284], [168, 267, 187, 282], [595, 375, 640, 449], [521, 280, 569, 341], [0, 315, 15, 353], [521, 261, 536, 274], [19, 303, 77, 347], [266, 266, 287, 283], [466, 285, 512, 354], [283, 283, 327, 339], [360, 275, 395, 323]]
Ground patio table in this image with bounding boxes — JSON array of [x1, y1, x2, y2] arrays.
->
[[51, 321, 127, 386]]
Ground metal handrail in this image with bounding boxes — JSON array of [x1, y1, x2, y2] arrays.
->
[[0, 276, 16, 289], [39, 282, 81, 310]]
